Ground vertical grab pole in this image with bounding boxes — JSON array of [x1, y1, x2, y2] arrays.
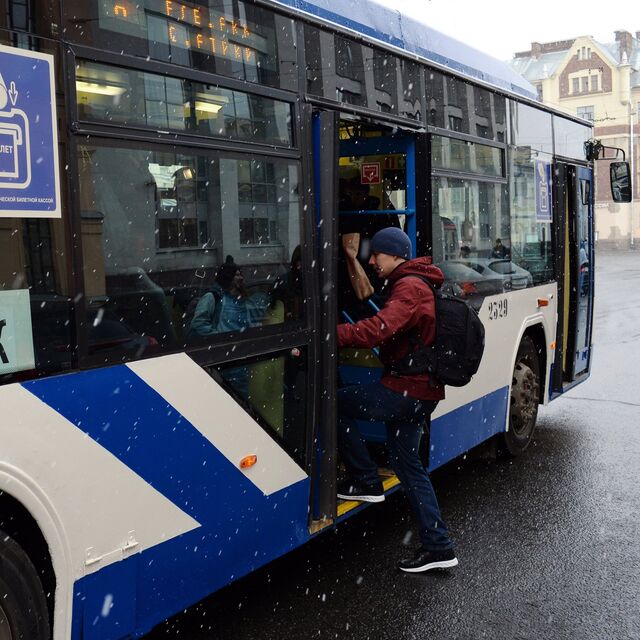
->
[[406, 139, 417, 257]]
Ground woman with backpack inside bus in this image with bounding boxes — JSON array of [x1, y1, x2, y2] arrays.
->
[[187, 256, 268, 396], [336, 227, 458, 573], [188, 256, 268, 338]]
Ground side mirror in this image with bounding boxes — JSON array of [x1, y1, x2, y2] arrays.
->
[[610, 161, 632, 203]]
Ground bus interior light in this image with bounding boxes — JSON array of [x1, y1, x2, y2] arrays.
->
[[193, 101, 223, 114], [76, 80, 126, 96], [187, 97, 229, 115]]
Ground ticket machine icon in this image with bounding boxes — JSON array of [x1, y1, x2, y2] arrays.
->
[[0, 72, 31, 189]]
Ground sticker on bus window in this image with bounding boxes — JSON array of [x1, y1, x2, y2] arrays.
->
[[0, 45, 61, 218], [535, 160, 552, 223], [0, 289, 35, 374], [361, 162, 381, 184]]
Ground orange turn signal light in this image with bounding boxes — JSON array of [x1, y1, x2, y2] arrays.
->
[[240, 455, 258, 469], [537, 298, 549, 307]]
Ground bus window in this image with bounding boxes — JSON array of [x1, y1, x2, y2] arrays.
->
[[426, 70, 508, 142], [78, 144, 304, 363], [63, 0, 299, 91], [75, 60, 294, 147], [440, 217, 458, 261], [508, 149, 555, 284], [431, 176, 516, 303], [211, 347, 308, 466], [0, 218, 73, 379]]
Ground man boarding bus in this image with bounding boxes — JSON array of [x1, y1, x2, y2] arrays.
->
[[336, 228, 457, 572]]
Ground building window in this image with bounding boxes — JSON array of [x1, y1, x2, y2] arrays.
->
[[572, 78, 580, 94], [577, 105, 594, 122], [581, 77, 589, 93], [536, 84, 543, 100], [448, 114, 463, 131], [591, 75, 599, 92], [154, 165, 200, 249], [238, 159, 281, 245]]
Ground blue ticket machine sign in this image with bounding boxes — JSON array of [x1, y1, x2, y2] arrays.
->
[[535, 160, 552, 223], [0, 44, 61, 218]]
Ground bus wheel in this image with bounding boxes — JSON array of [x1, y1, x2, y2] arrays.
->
[[0, 530, 50, 640], [502, 336, 540, 456]]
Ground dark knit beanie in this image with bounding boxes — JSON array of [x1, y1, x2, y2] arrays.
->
[[215, 255, 240, 289], [370, 227, 412, 259]]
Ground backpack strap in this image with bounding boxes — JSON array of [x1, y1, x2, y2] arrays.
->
[[391, 273, 437, 339], [392, 273, 435, 294]]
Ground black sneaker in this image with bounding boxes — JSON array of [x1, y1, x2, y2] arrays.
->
[[398, 547, 458, 573], [337, 480, 385, 503]]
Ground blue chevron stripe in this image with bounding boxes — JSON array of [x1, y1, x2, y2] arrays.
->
[[24, 365, 310, 639]]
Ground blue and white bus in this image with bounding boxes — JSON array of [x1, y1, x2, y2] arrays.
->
[[0, 1, 630, 638]]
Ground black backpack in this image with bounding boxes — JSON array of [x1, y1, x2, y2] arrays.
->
[[387, 275, 485, 387]]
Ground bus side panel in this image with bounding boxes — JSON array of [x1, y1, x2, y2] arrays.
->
[[20, 354, 310, 640], [71, 479, 310, 640], [429, 284, 557, 469], [428, 387, 510, 470]]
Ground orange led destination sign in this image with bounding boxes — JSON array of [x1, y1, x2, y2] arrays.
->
[[109, 0, 257, 62]]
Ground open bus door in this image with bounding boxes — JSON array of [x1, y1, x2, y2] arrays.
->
[[553, 142, 632, 393], [310, 113, 424, 524], [335, 127, 417, 445], [552, 163, 595, 392], [571, 166, 595, 377]]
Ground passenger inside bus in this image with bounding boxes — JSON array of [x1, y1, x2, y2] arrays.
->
[[338, 177, 399, 319], [187, 256, 268, 340], [339, 176, 382, 212]]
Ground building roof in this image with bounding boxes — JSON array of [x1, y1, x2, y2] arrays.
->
[[599, 42, 631, 66], [510, 51, 567, 82], [270, 0, 538, 99], [511, 31, 640, 87]]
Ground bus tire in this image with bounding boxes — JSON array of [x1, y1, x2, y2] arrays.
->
[[501, 335, 540, 456], [0, 529, 50, 640]]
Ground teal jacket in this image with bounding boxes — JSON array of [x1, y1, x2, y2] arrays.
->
[[188, 287, 268, 337]]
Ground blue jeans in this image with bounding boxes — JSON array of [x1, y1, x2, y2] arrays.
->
[[337, 382, 453, 551]]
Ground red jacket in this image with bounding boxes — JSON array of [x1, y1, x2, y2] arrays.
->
[[337, 257, 445, 401]]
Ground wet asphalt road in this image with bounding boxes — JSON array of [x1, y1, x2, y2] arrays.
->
[[148, 252, 640, 640]]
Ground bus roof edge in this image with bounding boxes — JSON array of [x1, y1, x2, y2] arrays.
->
[[269, 0, 538, 101]]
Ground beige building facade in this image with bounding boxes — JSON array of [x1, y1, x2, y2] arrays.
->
[[511, 31, 640, 249]]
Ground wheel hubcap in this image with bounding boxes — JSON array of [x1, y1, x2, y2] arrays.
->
[[510, 360, 538, 437]]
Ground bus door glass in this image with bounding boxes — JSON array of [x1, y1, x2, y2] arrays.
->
[[572, 166, 594, 377], [336, 129, 416, 443]]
